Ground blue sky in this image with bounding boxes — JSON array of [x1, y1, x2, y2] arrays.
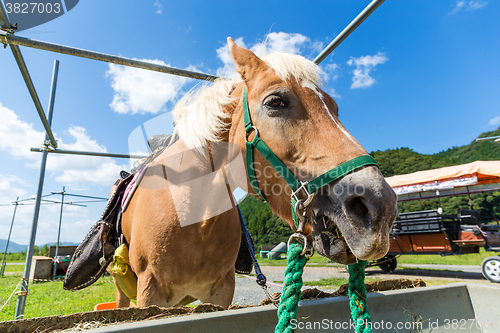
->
[[0, 0, 499, 246]]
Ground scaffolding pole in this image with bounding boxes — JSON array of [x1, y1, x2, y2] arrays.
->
[[0, 31, 221, 82], [15, 60, 59, 319], [30, 147, 148, 159], [0, 197, 19, 277], [0, 4, 58, 148], [0, 0, 387, 319], [52, 187, 65, 279], [314, 0, 385, 64]]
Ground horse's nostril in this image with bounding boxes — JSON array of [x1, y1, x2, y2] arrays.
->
[[344, 196, 371, 228]]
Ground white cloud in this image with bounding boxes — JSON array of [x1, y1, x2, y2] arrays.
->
[[0, 104, 127, 186], [106, 59, 193, 114], [0, 174, 33, 245], [216, 32, 323, 78], [489, 116, 500, 126], [216, 37, 247, 78], [0, 174, 27, 202], [347, 52, 388, 89], [46, 126, 128, 186], [251, 32, 312, 57], [0, 103, 45, 159], [328, 88, 341, 100], [450, 1, 487, 14], [154, 0, 163, 14], [323, 63, 341, 81]]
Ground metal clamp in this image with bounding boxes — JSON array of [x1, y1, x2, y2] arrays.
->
[[0, 28, 15, 48], [15, 290, 29, 296], [40, 142, 53, 152], [0, 30, 8, 49]]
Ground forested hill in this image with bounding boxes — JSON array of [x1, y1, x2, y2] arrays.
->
[[240, 126, 500, 250], [371, 126, 500, 177], [436, 127, 500, 165]]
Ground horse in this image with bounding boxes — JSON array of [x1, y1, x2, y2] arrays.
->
[[111, 38, 397, 309]]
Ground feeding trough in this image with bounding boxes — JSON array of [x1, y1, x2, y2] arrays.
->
[[67, 283, 500, 332], [2, 282, 498, 332]]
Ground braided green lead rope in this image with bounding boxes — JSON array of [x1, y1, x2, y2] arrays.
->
[[275, 247, 373, 333], [275, 243, 305, 333], [348, 260, 373, 333]]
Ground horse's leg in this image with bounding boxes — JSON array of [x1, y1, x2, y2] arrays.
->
[[107, 268, 131, 308], [114, 281, 131, 308], [200, 268, 235, 309]]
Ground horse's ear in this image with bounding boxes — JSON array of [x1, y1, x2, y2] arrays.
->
[[228, 37, 269, 84]]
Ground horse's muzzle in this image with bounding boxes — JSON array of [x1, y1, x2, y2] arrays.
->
[[309, 165, 397, 265]]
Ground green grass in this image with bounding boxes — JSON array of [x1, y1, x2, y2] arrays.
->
[[257, 255, 339, 267], [275, 276, 469, 290], [302, 277, 349, 287], [0, 273, 117, 322], [274, 276, 385, 288], [258, 247, 497, 267], [396, 247, 494, 266], [1, 264, 25, 274], [1, 248, 494, 322]]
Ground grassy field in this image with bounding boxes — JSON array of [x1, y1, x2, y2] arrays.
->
[[273, 275, 464, 290], [0, 268, 117, 322], [258, 247, 496, 267], [397, 248, 494, 266], [2, 247, 497, 322]]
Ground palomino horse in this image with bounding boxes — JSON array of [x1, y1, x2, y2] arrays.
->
[[112, 38, 397, 309]]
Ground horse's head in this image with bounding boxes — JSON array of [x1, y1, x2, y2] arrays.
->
[[227, 38, 397, 265]]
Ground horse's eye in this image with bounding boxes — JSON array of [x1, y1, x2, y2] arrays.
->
[[264, 96, 287, 108]]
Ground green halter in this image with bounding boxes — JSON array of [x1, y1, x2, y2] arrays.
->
[[243, 88, 378, 231]]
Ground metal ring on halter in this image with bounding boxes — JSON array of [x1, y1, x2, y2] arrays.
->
[[244, 126, 259, 143], [287, 232, 308, 256]]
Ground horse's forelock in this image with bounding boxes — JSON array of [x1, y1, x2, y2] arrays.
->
[[263, 53, 324, 88]]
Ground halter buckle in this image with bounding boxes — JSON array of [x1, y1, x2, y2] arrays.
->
[[291, 181, 314, 209]]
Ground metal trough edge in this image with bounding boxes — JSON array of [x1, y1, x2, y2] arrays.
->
[[88, 283, 500, 333]]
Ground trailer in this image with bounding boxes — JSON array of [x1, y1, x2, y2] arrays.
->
[[374, 161, 500, 283]]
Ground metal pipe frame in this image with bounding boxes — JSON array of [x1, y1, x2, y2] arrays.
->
[[0, 0, 386, 319], [50, 192, 109, 200], [38, 198, 86, 207], [0, 5, 58, 148], [314, 0, 385, 64], [0, 197, 19, 277], [52, 187, 65, 279], [15, 60, 59, 319], [0, 31, 222, 82], [30, 147, 148, 159], [476, 135, 500, 142]]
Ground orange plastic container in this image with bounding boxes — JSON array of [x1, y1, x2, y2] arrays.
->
[[94, 301, 136, 311]]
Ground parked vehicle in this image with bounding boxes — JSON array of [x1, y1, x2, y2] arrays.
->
[[374, 161, 500, 283]]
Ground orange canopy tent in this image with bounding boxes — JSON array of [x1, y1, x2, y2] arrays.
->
[[385, 161, 500, 201]]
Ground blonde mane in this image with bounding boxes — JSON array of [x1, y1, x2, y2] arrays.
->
[[172, 52, 324, 151]]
